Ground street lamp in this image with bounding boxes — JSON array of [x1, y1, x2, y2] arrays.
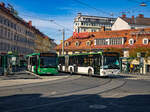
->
[[58, 29, 65, 55], [49, 20, 65, 55]]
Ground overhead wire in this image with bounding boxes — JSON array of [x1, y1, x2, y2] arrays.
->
[[72, 0, 116, 17], [19, 14, 73, 33]]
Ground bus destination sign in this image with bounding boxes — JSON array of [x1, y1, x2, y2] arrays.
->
[[103, 53, 118, 57], [40, 53, 57, 57]]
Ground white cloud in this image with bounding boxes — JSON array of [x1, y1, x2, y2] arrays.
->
[[19, 13, 74, 45]]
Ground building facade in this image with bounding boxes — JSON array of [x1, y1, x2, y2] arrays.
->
[[112, 14, 150, 31], [0, 3, 35, 55], [55, 28, 150, 74], [74, 13, 116, 33], [34, 32, 57, 53], [0, 2, 56, 55]]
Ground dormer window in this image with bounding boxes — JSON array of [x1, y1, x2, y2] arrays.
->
[[65, 41, 70, 47], [129, 38, 134, 45], [75, 41, 80, 46], [143, 38, 149, 45], [86, 41, 91, 46]]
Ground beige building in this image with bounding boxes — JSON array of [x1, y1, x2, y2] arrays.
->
[[74, 13, 116, 33], [0, 2, 56, 55], [34, 32, 57, 53], [0, 3, 35, 55]]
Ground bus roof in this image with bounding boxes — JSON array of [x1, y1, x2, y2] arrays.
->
[[26, 53, 40, 57], [26, 52, 57, 57]]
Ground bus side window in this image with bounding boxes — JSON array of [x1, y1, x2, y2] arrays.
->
[[69, 56, 73, 65], [79, 55, 85, 66]]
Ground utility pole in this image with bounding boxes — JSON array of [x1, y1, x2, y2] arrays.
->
[[62, 29, 65, 55], [49, 20, 67, 55]]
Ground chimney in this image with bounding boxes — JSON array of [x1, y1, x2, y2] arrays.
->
[[122, 14, 126, 18], [0, 2, 5, 7], [28, 21, 32, 27], [101, 26, 105, 31], [138, 14, 144, 18], [132, 16, 135, 24]]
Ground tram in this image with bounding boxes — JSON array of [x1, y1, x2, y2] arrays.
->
[[58, 52, 120, 77], [26, 52, 58, 75]]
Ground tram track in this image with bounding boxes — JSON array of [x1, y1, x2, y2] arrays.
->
[[3, 78, 127, 112], [41, 77, 112, 97], [0, 74, 82, 92]]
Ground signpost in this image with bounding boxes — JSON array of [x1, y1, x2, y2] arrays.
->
[[137, 52, 145, 74]]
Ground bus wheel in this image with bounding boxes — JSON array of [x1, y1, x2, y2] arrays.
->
[[70, 68, 73, 75], [88, 69, 92, 77]]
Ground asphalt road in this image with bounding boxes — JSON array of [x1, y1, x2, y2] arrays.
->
[[0, 73, 150, 112]]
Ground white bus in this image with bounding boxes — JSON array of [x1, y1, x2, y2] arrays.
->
[[58, 52, 120, 77]]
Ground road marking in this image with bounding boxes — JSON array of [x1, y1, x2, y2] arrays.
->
[[25, 71, 41, 79], [50, 91, 57, 95]]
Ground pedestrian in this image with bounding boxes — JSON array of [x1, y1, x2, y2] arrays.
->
[[130, 64, 134, 73]]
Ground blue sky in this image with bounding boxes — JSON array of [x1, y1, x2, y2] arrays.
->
[[1, 0, 150, 44]]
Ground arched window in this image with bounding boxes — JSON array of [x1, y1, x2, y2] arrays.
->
[[86, 40, 91, 46], [143, 38, 149, 45], [65, 41, 70, 47], [128, 38, 134, 45], [75, 41, 80, 46]]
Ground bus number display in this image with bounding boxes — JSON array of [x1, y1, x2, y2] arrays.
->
[[104, 53, 118, 57]]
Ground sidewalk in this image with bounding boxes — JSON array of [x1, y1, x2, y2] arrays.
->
[[117, 73, 150, 80], [0, 75, 69, 87], [0, 71, 70, 87]]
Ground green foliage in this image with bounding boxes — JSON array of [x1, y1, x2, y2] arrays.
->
[[129, 47, 150, 58]]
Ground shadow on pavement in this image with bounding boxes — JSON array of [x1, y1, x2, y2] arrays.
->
[[0, 93, 150, 112]]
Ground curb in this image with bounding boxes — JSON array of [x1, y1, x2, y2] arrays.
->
[[25, 71, 42, 79], [118, 73, 150, 80]]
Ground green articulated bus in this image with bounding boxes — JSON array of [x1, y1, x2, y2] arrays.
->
[[26, 52, 58, 75], [58, 52, 120, 77]]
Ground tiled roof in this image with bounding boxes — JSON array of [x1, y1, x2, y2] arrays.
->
[[121, 17, 150, 26], [55, 28, 150, 51]]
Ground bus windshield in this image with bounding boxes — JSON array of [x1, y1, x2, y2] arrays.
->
[[103, 56, 119, 69], [40, 56, 57, 68]]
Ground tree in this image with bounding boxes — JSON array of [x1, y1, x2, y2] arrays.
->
[[129, 47, 150, 58]]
